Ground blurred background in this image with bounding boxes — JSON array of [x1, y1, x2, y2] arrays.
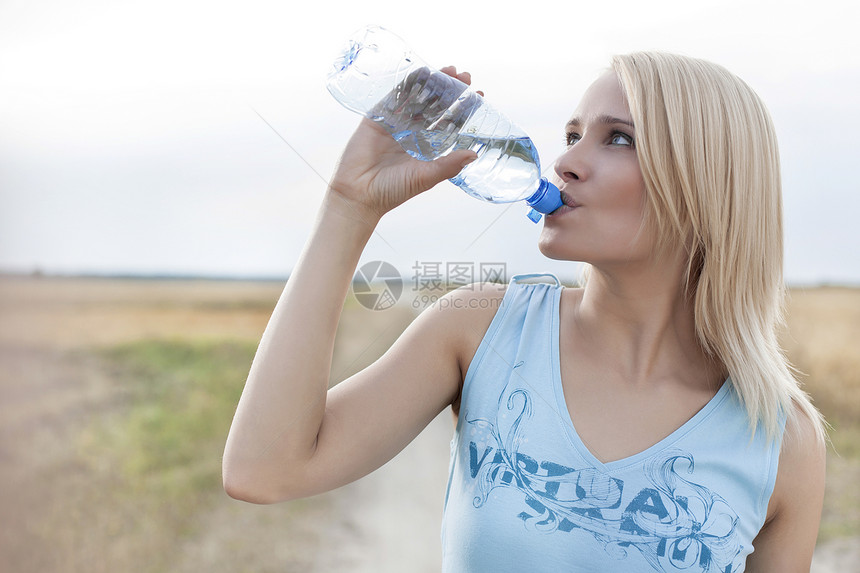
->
[[1, 0, 858, 571]]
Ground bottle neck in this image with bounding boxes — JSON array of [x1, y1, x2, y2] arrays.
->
[[526, 178, 562, 214]]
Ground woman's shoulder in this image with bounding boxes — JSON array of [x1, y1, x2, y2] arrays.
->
[[433, 281, 509, 320], [418, 283, 508, 385], [426, 274, 577, 334], [774, 401, 827, 496], [751, 401, 826, 568], [763, 400, 826, 528], [438, 275, 572, 311]]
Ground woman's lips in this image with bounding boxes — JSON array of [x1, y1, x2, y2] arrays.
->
[[560, 190, 579, 208], [547, 190, 579, 216]]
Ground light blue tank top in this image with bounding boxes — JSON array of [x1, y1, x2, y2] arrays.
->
[[441, 275, 784, 573]]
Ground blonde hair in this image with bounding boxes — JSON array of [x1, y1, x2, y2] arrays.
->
[[609, 52, 825, 442]]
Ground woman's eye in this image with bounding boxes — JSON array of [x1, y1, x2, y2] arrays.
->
[[565, 132, 581, 146], [610, 132, 634, 146]]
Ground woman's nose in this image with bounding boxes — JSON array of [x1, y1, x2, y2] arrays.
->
[[553, 143, 589, 183]]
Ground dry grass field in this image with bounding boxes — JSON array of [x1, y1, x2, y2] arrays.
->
[[0, 275, 857, 572]]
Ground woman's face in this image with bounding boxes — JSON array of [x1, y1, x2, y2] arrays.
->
[[539, 72, 654, 267]]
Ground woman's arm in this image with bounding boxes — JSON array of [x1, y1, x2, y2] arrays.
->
[[745, 404, 826, 571], [222, 70, 481, 504]]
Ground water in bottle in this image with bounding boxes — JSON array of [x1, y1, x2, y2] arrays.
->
[[326, 25, 562, 222]]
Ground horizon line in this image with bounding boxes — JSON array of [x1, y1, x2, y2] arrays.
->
[[1, 269, 858, 290]]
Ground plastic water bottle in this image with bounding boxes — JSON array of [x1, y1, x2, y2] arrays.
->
[[326, 25, 562, 223]]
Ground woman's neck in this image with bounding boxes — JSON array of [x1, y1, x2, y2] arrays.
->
[[571, 258, 721, 390]]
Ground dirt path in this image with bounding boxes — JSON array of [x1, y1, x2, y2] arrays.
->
[[0, 343, 149, 572], [812, 537, 860, 572], [309, 412, 453, 573]]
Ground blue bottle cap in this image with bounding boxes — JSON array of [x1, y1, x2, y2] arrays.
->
[[526, 208, 543, 223], [526, 178, 563, 215]]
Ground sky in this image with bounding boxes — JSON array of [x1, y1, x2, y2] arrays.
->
[[1, 0, 858, 286]]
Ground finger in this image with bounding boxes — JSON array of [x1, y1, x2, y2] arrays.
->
[[439, 66, 476, 88], [417, 150, 478, 189]]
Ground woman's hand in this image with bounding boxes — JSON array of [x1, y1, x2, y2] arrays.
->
[[326, 66, 480, 222]]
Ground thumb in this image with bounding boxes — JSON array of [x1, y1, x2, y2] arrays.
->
[[416, 150, 478, 189]]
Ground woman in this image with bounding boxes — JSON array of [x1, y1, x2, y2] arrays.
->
[[223, 52, 826, 571]]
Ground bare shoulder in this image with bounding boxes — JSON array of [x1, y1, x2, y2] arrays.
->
[[773, 400, 827, 510], [435, 281, 508, 317], [418, 282, 508, 379], [747, 400, 826, 571], [425, 281, 508, 333], [559, 284, 584, 309]]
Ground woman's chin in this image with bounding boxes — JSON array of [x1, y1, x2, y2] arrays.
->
[[537, 232, 572, 261]]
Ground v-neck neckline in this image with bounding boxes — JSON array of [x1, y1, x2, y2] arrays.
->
[[549, 286, 731, 472]]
